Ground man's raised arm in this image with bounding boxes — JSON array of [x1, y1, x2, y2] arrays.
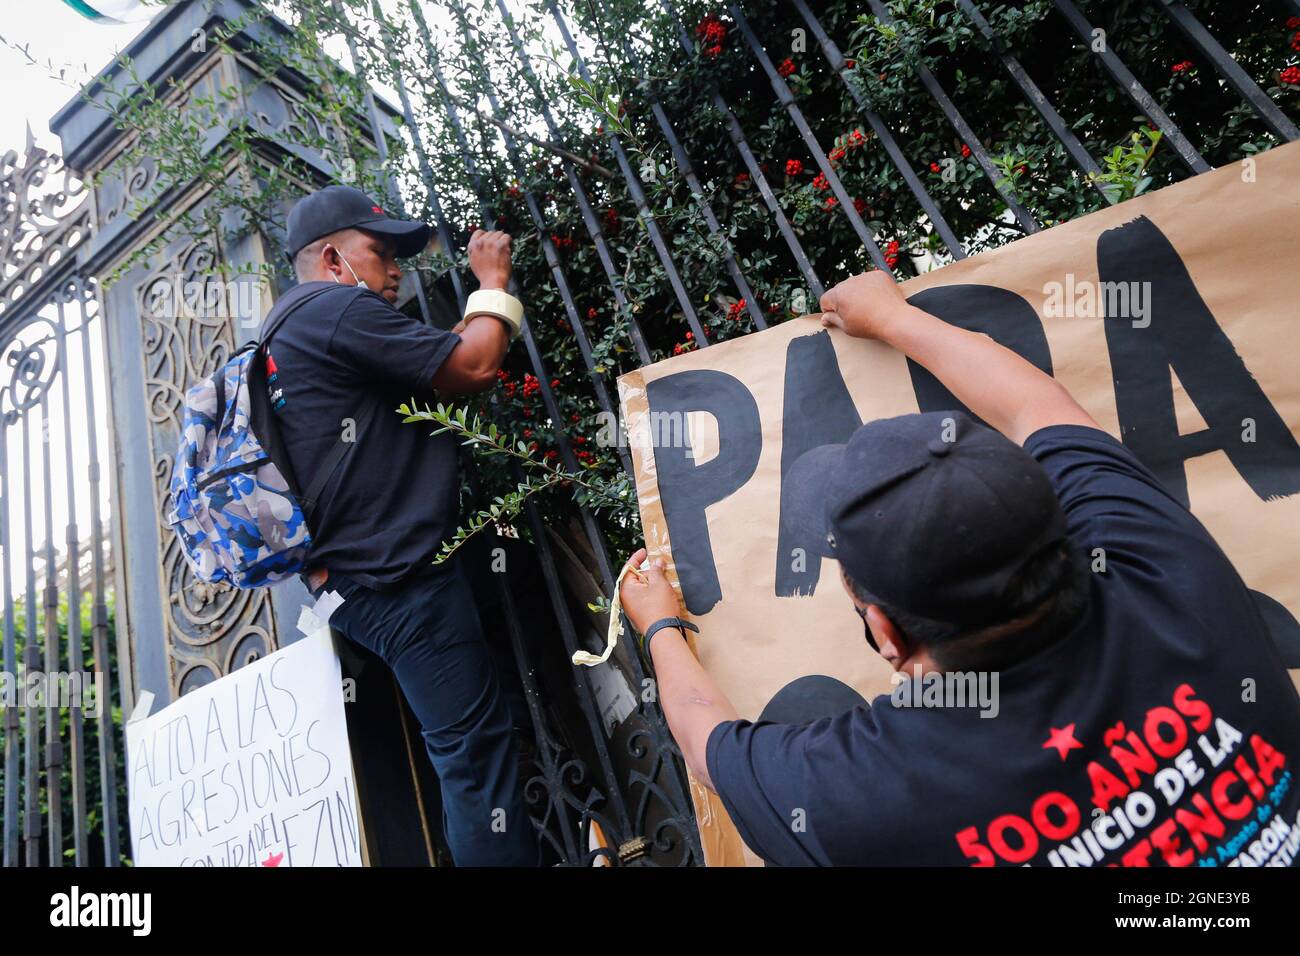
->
[[819, 271, 1099, 445], [431, 229, 515, 394]]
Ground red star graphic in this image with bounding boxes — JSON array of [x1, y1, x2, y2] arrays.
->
[[261, 851, 284, 867], [1043, 724, 1083, 761]]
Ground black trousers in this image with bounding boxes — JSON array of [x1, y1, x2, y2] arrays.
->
[[312, 559, 541, 866]]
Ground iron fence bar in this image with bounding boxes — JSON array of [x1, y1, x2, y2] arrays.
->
[[74, 282, 120, 867], [384, 2, 627, 486], [1, 405, 16, 867], [490, 560, 589, 863], [21, 412, 39, 866], [428, 52, 636, 482], [431, 143, 689, 864], [790, 0, 967, 258], [514, 493, 642, 858], [430, 226, 640, 860], [406, 3, 631, 471], [337, 0, 636, 862], [612, 29, 768, 329], [547, 3, 743, 341], [445, 0, 655, 366], [378, 8, 625, 583], [954, 0, 1111, 203], [659, 0, 825, 299], [553, 2, 764, 332], [531, 3, 725, 860], [518, 478, 699, 865], [1152, 0, 1299, 142], [55, 295, 89, 866], [39, 384, 64, 865], [373, 2, 649, 850], [1050, 0, 1210, 173], [728, 3, 893, 271], [494, 0, 711, 347], [365, 3, 468, 314], [438, 186, 707, 863], [411, 55, 703, 860], [392, 4, 699, 862], [331, 0, 441, 327], [862, 0, 1041, 234]]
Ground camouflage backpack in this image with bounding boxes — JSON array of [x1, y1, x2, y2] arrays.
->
[[166, 284, 373, 588]]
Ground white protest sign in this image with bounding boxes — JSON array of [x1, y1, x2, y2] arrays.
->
[[126, 629, 361, 867]]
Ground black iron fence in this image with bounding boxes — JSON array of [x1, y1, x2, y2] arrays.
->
[[0, 138, 124, 866]]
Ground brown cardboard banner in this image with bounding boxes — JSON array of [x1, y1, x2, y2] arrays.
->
[[617, 142, 1300, 867]]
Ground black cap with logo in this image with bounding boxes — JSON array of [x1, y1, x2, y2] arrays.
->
[[783, 410, 1067, 627], [286, 185, 432, 260]]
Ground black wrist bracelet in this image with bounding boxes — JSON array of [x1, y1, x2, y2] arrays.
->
[[640, 616, 699, 655]]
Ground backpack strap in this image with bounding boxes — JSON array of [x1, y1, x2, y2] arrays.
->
[[299, 397, 379, 524], [259, 283, 347, 347], [213, 364, 227, 428], [246, 282, 363, 520], [252, 282, 382, 526]]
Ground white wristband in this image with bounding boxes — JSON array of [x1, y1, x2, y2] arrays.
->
[[464, 289, 523, 341]]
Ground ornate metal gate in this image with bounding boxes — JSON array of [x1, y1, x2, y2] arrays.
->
[[0, 130, 123, 866]]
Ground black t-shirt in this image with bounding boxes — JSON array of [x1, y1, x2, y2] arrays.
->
[[707, 424, 1300, 867], [264, 281, 462, 589]]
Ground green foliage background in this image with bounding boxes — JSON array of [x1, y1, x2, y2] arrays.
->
[[0, 591, 127, 866]]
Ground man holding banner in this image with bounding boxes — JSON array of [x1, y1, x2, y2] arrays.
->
[[619, 269, 1300, 867]]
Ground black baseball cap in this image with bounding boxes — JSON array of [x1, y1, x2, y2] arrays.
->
[[286, 185, 431, 259], [784, 411, 1067, 627]]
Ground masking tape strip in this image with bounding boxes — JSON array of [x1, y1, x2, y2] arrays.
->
[[572, 561, 648, 667], [127, 689, 155, 725]]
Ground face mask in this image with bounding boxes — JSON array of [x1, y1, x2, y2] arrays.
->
[[329, 248, 368, 290], [855, 604, 881, 654]]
